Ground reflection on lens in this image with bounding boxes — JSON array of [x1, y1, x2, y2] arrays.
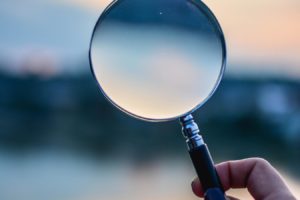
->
[[90, 0, 226, 121]]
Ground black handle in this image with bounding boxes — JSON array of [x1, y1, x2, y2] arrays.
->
[[204, 188, 227, 200], [180, 114, 226, 200], [189, 144, 226, 200]]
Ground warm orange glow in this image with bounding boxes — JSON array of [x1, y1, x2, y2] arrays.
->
[[62, 0, 112, 11], [205, 0, 300, 66], [65, 0, 300, 76]]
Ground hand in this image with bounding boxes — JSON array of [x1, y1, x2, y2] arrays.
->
[[191, 158, 296, 200]]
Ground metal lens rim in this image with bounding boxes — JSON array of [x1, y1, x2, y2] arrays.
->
[[89, 0, 227, 122]]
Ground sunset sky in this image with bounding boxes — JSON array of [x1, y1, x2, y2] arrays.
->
[[0, 0, 299, 78]]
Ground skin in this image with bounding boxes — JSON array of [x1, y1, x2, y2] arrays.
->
[[191, 158, 297, 200]]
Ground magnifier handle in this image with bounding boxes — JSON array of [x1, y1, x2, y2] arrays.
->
[[180, 115, 227, 200], [189, 145, 227, 200]]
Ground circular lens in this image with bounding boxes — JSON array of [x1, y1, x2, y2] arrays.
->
[[90, 0, 226, 121]]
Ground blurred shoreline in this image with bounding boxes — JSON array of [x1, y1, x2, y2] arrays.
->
[[0, 68, 299, 174]]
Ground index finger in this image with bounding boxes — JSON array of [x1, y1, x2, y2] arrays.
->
[[192, 158, 295, 199]]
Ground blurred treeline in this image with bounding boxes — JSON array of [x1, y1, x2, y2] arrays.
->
[[0, 63, 299, 176]]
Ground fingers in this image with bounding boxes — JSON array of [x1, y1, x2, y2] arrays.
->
[[191, 182, 240, 200], [191, 158, 295, 199], [191, 177, 204, 197]]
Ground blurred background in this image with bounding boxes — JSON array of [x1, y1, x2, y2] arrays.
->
[[0, 0, 299, 199]]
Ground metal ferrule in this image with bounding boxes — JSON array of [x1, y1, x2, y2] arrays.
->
[[180, 114, 204, 151]]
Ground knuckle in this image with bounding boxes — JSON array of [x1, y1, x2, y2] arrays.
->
[[253, 157, 271, 168]]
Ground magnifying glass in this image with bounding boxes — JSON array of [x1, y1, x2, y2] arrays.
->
[[89, 0, 227, 199]]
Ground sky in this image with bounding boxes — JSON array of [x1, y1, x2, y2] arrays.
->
[[0, 0, 299, 78]]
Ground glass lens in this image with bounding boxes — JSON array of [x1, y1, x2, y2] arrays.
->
[[90, 0, 226, 121]]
